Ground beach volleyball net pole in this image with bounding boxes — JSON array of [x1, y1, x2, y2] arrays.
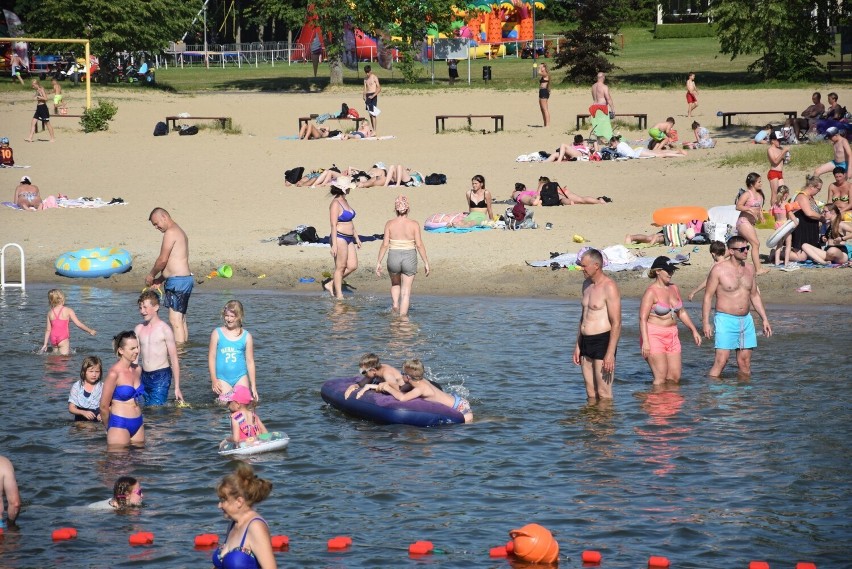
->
[[0, 37, 92, 109]]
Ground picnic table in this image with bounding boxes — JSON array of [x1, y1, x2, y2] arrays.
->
[[719, 111, 796, 129], [435, 114, 504, 134]]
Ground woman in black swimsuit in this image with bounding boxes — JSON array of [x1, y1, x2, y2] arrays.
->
[[538, 63, 551, 127]]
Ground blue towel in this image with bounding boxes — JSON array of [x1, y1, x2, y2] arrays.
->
[[425, 226, 492, 234]]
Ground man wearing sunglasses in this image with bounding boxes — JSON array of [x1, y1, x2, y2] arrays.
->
[[701, 236, 772, 378]]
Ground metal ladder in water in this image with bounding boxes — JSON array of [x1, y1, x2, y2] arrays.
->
[[1, 243, 26, 290]]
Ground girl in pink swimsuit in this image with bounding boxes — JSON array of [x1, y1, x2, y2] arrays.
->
[[39, 289, 96, 355], [735, 173, 769, 275]]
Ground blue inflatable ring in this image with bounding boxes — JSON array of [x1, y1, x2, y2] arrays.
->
[[55, 247, 133, 278]]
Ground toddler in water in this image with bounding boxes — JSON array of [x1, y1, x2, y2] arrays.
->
[[219, 386, 268, 450], [39, 289, 96, 355], [368, 359, 473, 423], [68, 356, 104, 422], [208, 300, 257, 401]]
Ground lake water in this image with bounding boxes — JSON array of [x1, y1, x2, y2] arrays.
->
[[0, 285, 849, 568]]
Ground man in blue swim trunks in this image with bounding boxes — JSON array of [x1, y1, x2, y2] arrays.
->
[[702, 236, 772, 378], [146, 207, 193, 344], [815, 126, 852, 177], [135, 290, 182, 405]]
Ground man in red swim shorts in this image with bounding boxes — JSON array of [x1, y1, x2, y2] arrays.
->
[[686, 72, 698, 116]]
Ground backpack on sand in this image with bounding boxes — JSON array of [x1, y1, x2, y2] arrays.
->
[[540, 182, 561, 207], [153, 121, 168, 136]]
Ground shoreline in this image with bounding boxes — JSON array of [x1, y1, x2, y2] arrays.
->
[[1, 87, 848, 307]]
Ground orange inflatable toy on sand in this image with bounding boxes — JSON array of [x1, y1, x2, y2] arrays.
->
[[652, 206, 709, 226], [509, 523, 559, 564]]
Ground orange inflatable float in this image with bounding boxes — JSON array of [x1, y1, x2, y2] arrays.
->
[[652, 206, 709, 226], [509, 523, 559, 564]]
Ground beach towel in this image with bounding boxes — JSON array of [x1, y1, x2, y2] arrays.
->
[[590, 109, 613, 141], [527, 249, 686, 272], [425, 226, 492, 234]]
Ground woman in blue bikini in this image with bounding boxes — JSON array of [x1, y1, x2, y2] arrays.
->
[[325, 177, 361, 299], [99, 331, 145, 447], [213, 464, 275, 569]]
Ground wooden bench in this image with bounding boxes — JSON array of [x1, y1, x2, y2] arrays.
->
[[298, 114, 366, 132], [827, 61, 852, 79], [37, 114, 83, 132], [576, 113, 647, 130], [719, 111, 796, 128], [435, 114, 504, 134], [166, 115, 232, 131]]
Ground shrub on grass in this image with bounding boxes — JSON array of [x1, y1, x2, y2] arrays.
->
[[79, 100, 118, 133]]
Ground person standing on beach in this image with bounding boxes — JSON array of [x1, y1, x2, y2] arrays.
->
[[573, 248, 622, 401], [814, 127, 852, 177], [538, 63, 551, 127], [686, 72, 698, 117], [25, 79, 54, 142], [363, 65, 381, 134], [0, 455, 21, 529], [591, 72, 614, 118], [134, 290, 182, 405], [10, 53, 25, 85], [145, 208, 193, 344], [701, 236, 772, 378]]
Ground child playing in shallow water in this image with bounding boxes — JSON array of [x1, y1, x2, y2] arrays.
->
[[688, 241, 728, 301], [219, 386, 268, 450], [208, 300, 257, 401], [370, 359, 473, 423], [39, 289, 96, 355], [68, 356, 104, 422]]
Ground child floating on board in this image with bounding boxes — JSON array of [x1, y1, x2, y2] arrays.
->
[[219, 386, 268, 451]]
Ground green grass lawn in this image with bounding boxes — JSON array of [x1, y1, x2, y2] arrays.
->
[[1, 23, 845, 95]]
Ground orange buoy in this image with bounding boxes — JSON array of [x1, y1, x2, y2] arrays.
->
[[748, 563, 769, 569], [408, 541, 434, 555], [194, 534, 219, 547], [652, 206, 709, 226], [271, 535, 289, 549], [52, 528, 77, 541], [129, 531, 154, 546], [649, 555, 671, 568], [489, 545, 508, 558], [508, 523, 559, 564], [582, 550, 603, 563], [327, 536, 352, 550], [795, 563, 816, 569]]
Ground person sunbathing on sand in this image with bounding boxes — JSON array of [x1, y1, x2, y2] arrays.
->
[[344, 122, 375, 139], [299, 122, 341, 140], [355, 162, 389, 188], [609, 136, 687, 159], [512, 182, 541, 206], [545, 135, 593, 162]]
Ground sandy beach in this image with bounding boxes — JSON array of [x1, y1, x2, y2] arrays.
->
[[0, 85, 847, 304]]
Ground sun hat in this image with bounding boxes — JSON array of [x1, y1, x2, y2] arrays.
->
[[826, 126, 840, 136], [394, 195, 409, 214], [650, 256, 677, 274], [224, 385, 253, 405], [331, 176, 355, 192]]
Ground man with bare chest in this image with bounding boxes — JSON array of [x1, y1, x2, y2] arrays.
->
[[702, 236, 772, 378], [363, 65, 381, 134], [573, 248, 622, 400], [146, 207, 193, 344]]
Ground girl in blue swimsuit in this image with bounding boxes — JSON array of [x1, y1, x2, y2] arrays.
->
[[100, 331, 145, 447], [209, 300, 257, 401], [213, 464, 275, 569], [326, 177, 361, 299]]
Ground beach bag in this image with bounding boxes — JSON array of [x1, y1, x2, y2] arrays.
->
[[540, 182, 561, 207], [704, 220, 734, 243], [338, 103, 349, 119], [179, 125, 199, 136], [278, 230, 300, 246], [284, 167, 305, 185], [663, 223, 687, 247], [153, 121, 168, 136], [347, 108, 360, 119], [599, 147, 616, 160], [425, 173, 446, 185], [297, 225, 319, 243]]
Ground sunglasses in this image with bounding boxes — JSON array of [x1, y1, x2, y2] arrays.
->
[[360, 369, 371, 376], [731, 245, 750, 253]]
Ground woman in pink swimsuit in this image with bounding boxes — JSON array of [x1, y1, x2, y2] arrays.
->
[[736, 172, 769, 275]]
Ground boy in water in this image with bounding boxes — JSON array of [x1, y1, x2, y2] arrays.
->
[[134, 290, 182, 405], [688, 241, 728, 301], [369, 359, 473, 423], [347, 353, 404, 399]]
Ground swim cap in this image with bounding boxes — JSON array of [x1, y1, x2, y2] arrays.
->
[[394, 195, 409, 214]]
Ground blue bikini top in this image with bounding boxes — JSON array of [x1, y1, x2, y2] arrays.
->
[[113, 384, 144, 402], [212, 518, 265, 569], [337, 207, 356, 223]]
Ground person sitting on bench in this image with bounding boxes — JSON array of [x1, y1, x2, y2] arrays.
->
[[794, 92, 824, 139]]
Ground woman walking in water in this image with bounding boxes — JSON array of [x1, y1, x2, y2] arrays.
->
[[375, 195, 431, 315]]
